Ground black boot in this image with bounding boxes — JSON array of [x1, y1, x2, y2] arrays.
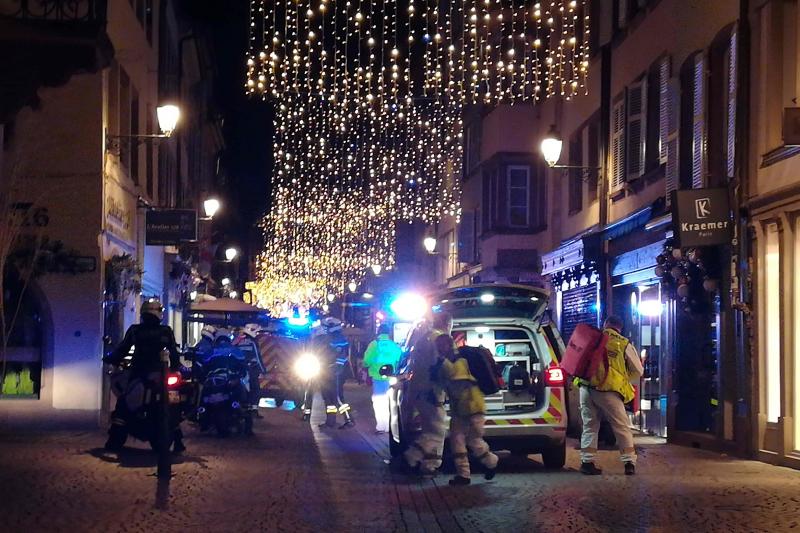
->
[[624, 462, 635, 476], [318, 413, 336, 428], [448, 476, 471, 486], [105, 425, 127, 452], [580, 462, 603, 475]]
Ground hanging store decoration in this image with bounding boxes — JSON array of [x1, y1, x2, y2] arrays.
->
[[655, 239, 721, 316], [247, 0, 591, 312], [247, 0, 590, 105]]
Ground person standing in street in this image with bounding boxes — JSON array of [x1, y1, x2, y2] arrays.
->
[[312, 316, 355, 429], [402, 312, 453, 475], [577, 315, 643, 476], [362, 324, 403, 434], [437, 334, 498, 486]]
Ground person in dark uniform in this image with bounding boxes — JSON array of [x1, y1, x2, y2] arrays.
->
[[311, 316, 354, 429], [103, 299, 184, 452]]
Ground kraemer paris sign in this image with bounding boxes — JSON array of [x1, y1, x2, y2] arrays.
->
[[145, 209, 197, 245], [671, 188, 733, 247]]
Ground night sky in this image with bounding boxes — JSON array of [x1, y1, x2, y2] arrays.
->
[[183, 0, 274, 274]]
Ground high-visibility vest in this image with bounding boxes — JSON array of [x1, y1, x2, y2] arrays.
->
[[589, 328, 635, 403]]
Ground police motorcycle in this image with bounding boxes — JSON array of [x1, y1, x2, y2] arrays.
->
[[106, 343, 197, 451], [194, 329, 254, 437]]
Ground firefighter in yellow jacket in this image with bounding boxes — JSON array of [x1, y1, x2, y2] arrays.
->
[[577, 315, 643, 476], [436, 334, 498, 486]]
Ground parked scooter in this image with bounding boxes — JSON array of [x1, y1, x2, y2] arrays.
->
[[195, 347, 254, 437], [107, 356, 197, 450]]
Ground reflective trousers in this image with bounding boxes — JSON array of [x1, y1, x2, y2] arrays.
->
[[403, 400, 446, 473], [321, 370, 352, 424], [449, 413, 498, 479], [371, 379, 391, 433], [579, 386, 636, 464]]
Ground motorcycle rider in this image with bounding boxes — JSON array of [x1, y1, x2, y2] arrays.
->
[[311, 316, 354, 429], [402, 311, 453, 475], [103, 299, 184, 453]]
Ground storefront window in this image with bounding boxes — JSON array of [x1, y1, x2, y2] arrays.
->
[[1, 282, 44, 398], [765, 223, 781, 424]]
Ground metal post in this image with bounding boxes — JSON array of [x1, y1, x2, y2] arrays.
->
[[157, 348, 172, 479]]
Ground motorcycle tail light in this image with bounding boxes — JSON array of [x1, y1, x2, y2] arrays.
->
[[167, 374, 181, 387]]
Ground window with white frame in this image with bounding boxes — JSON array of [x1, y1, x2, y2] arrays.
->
[[765, 222, 781, 424], [507, 166, 530, 227]]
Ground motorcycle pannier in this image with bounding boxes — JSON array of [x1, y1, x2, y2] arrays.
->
[[460, 345, 501, 396], [561, 323, 607, 381]]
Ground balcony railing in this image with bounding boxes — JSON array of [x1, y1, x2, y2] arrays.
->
[[0, 0, 106, 22]]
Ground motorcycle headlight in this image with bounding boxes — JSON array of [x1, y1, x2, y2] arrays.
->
[[294, 352, 321, 380]]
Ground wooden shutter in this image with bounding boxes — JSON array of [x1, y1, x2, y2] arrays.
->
[[691, 54, 707, 189], [665, 77, 680, 205], [726, 29, 737, 179], [588, 117, 599, 202], [610, 95, 626, 192], [658, 56, 671, 164], [627, 77, 647, 180]]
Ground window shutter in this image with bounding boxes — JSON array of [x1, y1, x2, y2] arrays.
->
[[588, 118, 599, 202], [665, 77, 680, 205], [626, 77, 647, 180], [726, 30, 737, 179], [458, 211, 476, 263], [610, 95, 626, 192], [658, 56, 671, 164], [691, 54, 706, 189]]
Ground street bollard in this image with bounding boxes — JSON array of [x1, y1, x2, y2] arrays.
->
[[157, 348, 171, 479]]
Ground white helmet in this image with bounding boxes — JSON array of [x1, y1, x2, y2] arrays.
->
[[141, 299, 164, 321], [242, 323, 261, 338], [201, 325, 217, 342]]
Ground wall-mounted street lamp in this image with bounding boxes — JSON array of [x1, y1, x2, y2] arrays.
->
[[540, 124, 600, 181], [221, 277, 231, 286], [348, 281, 358, 293], [107, 104, 181, 154], [370, 264, 382, 276], [225, 247, 238, 261], [423, 236, 437, 254], [202, 198, 221, 220]]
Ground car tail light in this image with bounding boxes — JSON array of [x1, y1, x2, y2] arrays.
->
[[545, 367, 565, 386], [167, 374, 181, 387]]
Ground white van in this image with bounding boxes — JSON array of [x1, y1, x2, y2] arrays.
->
[[387, 284, 570, 468]]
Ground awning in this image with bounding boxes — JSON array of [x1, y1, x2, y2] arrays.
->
[[540, 226, 600, 276], [190, 298, 261, 313], [601, 205, 653, 241]]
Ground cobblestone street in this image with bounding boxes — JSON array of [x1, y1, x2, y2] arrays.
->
[[2, 384, 800, 533]]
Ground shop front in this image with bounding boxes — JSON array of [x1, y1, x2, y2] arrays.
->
[[751, 191, 800, 468]]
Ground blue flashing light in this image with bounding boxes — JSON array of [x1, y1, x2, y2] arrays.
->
[[287, 316, 309, 327]]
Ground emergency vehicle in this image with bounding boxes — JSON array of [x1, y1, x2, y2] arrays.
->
[[386, 284, 572, 468]]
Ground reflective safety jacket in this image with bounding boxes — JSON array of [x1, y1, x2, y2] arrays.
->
[[440, 357, 485, 417], [588, 328, 635, 403], [363, 334, 403, 381]]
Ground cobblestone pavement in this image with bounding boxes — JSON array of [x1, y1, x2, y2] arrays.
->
[[2, 383, 800, 533]]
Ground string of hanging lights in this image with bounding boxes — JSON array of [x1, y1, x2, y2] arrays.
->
[[247, 0, 590, 313]]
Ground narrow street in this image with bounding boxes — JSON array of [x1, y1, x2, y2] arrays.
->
[[1, 384, 800, 533]]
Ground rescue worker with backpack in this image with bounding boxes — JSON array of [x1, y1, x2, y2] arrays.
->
[[436, 334, 499, 485], [402, 312, 453, 475], [362, 323, 403, 434], [576, 315, 643, 476]]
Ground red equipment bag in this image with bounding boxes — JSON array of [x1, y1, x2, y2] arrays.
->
[[561, 323, 608, 381]]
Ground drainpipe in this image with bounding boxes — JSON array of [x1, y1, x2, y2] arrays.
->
[[732, 0, 753, 456], [597, 43, 612, 324]]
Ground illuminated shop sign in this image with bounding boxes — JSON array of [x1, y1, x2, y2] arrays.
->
[[671, 188, 733, 247]]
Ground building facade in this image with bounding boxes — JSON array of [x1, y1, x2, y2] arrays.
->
[[0, 0, 223, 426], [431, 0, 750, 456]]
